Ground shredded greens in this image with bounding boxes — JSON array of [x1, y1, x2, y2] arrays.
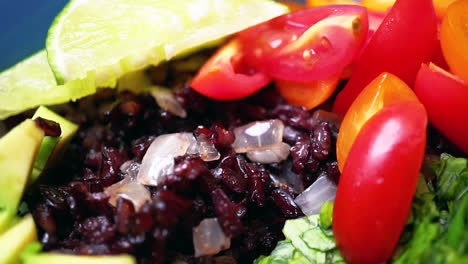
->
[[255, 154, 468, 264], [255, 201, 344, 264]]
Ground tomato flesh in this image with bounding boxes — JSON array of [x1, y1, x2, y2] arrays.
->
[[336, 73, 419, 171], [333, 101, 427, 264], [440, 0, 468, 83], [414, 63, 468, 154], [275, 73, 340, 110], [333, 0, 438, 114], [238, 5, 368, 82], [190, 40, 270, 100]]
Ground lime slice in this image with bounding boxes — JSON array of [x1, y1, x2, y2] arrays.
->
[[0, 51, 95, 119], [46, 0, 288, 87]]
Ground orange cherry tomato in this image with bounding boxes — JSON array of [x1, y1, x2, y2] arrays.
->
[[434, 0, 457, 18], [336, 73, 419, 171], [274, 73, 340, 110], [307, 0, 359, 7], [440, 0, 468, 83], [278, 0, 306, 12], [361, 0, 395, 12]]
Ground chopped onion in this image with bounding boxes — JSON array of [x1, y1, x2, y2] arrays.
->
[[137, 133, 197, 186], [105, 162, 151, 211], [196, 133, 220, 161], [270, 160, 304, 194], [311, 109, 343, 129], [149, 86, 187, 118], [247, 142, 290, 164], [294, 174, 337, 215], [193, 218, 231, 257], [232, 119, 284, 153]]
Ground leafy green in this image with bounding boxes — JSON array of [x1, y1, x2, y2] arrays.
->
[[255, 203, 344, 264], [392, 154, 468, 264]]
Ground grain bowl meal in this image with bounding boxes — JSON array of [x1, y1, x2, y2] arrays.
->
[[0, 0, 467, 264]]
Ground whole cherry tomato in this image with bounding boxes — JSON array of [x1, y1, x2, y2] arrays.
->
[[414, 63, 468, 154], [237, 5, 368, 82], [190, 39, 270, 100], [336, 73, 419, 171], [333, 101, 427, 264], [333, 0, 437, 114], [440, 0, 468, 83]]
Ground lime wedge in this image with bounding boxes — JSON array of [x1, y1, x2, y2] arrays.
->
[[46, 0, 288, 87], [0, 51, 95, 119]]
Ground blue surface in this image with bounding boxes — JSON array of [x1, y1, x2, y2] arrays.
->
[[0, 0, 305, 71], [0, 0, 69, 71]]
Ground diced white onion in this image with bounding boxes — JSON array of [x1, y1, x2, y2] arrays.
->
[[294, 175, 337, 215], [137, 133, 197, 186], [150, 86, 187, 118], [246, 142, 290, 164], [196, 134, 220, 161], [193, 218, 231, 257], [105, 162, 151, 211], [232, 119, 284, 153]]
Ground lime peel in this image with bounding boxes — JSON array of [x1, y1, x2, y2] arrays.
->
[[0, 51, 95, 120]]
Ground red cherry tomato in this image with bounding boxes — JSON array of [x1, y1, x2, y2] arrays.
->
[[333, 101, 427, 264], [237, 5, 368, 82], [414, 63, 468, 154], [333, 0, 438, 114], [336, 73, 419, 172], [190, 40, 270, 100]]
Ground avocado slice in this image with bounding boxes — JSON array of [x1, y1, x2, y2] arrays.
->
[[30, 136, 60, 183], [31, 106, 78, 182], [0, 214, 37, 264], [0, 119, 44, 234], [23, 254, 136, 264]]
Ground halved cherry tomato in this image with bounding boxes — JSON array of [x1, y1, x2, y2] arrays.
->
[[237, 5, 368, 82], [440, 0, 468, 83], [278, 0, 306, 12], [336, 73, 419, 171], [274, 73, 340, 110], [333, 101, 427, 264], [333, 0, 437, 114], [414, 63, 468, 154], [190, 39, 270, 100]]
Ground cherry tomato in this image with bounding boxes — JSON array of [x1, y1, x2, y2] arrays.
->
[[440, 0, 468, 83], [414, 63, 468, 154], [333, 0, 437, 114], [190, 39, 270, 100], [361, 0, 395, 12], [278, 0, 306, 12], [434, 0, 457, 18], [333, 101, 427, 264], [274, 73, 340, 110], [237, 5, 368, 82], [307, 0, 359, 7], [336, 73, 419, 171]]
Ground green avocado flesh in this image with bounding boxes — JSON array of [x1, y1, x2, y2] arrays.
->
[[0, 120, 44, 234], [0, 215, 37, 264], [30, 136, 60, 184], [23, 254, 136, 264], [32, 106, 78, 170]]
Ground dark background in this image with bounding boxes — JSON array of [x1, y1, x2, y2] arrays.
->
[[0, 0, 305, 71]]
